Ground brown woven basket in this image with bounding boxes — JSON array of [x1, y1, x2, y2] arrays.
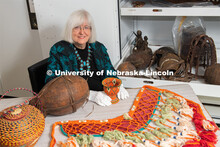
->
[[29, 75, 89, 116]]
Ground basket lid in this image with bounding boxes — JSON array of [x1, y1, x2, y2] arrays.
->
[[2, 106, 28, 121]]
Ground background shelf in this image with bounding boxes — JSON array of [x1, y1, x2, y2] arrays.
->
[[121, 0, 220, 16]]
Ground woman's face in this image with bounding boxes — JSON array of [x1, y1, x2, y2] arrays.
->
[[72, 21, 91, 49]]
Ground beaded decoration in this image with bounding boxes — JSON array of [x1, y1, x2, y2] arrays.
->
[[73, 44, 92, 71], [50, 85, 219, 147]]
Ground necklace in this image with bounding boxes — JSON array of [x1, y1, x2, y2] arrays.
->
[[73, 44, 92, 71]]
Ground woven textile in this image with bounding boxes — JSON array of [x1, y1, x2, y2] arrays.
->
[[0, 105, 45, 147], [50, 85, 218, 147], [63, 87, 158, 135]]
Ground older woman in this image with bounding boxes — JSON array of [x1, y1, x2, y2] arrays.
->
[[45, 9, 128, 106]]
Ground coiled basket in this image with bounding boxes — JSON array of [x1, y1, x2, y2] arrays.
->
[[0, 88, 45, 147]]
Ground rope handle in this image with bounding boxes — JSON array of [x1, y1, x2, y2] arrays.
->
[[0, 88, 38, 115], [1, 87, 37, 98]]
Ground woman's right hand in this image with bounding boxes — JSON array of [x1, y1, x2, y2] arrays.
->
[[88, 90, 112, 106]]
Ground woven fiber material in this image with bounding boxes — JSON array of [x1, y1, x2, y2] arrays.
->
[[50, 85, 219, 147], [50, 85, 160, 145], [53, 85, 205, 136], [0, 105, 45, 147], [64, 88, 158, 135], [30, 75, 89, 116]]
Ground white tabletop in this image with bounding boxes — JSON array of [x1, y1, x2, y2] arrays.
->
[[0, 84, 219, 147]]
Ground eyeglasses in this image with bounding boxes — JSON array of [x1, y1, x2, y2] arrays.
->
[[73, 25, 91, 32]]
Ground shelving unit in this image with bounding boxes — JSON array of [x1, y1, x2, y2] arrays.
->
[[121, 0, 220, 16], [118, 0, 220, 98]]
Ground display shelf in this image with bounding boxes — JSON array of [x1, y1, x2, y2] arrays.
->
[[121, 0, 220, 16], [120, 76, 220, 97], [150, 46, 220, 63], [199, 96, 220, 105], [119, 1, 220, 98], [117, 43, 220, 97]]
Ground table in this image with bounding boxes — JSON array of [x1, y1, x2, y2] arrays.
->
[[0, 84, 219, 147]]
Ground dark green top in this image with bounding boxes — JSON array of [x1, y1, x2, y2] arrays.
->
[[45, 40, 117, 90]]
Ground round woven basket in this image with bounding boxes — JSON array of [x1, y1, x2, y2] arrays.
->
[[0, 89, 45, 147]]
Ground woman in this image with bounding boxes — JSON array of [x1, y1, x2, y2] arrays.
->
[[45, 9, 128, 106]]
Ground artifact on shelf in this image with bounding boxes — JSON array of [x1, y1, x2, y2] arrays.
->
[[133, 30, 144, 53], [204, 63, 220, 85], [156, 52, 191, 82], [186, 34, 217, 79], [0, 88, 45, 147], [172, 17, 206, 61], [29, 75, 89, 116], [117, 61, 137, 76], [181, 25, 206, 61], [126, 51, 152, 70], [132, 1, 145, 7], [133, 31, 152, 53], [148, 46, 176, 67], [172, 16, 217, 79], [143, 36, 153, 54], [126, 31, 153, 70]]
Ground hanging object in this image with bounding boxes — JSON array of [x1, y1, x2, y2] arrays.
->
[[0, 88, 45, 147], [30, 75, 89, 116]]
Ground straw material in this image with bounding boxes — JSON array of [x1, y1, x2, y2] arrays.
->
[[0, 105, 45, 147]]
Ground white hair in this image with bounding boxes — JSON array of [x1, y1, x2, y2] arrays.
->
[[63, 9, 96, 43]]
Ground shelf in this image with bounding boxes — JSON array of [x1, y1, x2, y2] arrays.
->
[[199, 96, 220, 105], [149, 45, 220, 63], [120, 76, 220, 97], [117, 43, 220, 97], [121, 0, 220, 16]]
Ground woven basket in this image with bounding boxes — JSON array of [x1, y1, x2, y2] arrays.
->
[[0, 88, 45, 147], [165, 0, 220, 5], [29, 75, 89, 116]]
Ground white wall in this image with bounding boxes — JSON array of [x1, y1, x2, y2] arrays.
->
[[0, 0, 121, 97], [34, 0, 121, 66], [0, 0, 43, 97], [0, 3, 3, 94]]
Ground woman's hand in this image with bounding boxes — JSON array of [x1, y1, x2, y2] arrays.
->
[[117, 84, 129, 100], [88, 90, 112, 106]]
